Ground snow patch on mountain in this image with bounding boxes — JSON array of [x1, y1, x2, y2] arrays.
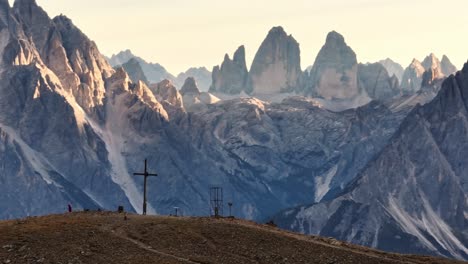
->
[[314, 165, 337, 202]]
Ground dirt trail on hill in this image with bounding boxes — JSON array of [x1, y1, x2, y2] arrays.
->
[[0, 212, 464, 264]]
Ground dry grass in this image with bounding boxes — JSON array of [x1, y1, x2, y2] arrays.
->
[[0, 212, 464, 264]]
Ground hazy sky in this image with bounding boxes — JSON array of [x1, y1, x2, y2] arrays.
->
[[18, 0, 468, 74]]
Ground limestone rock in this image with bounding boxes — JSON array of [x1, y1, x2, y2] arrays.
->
[[401, 54, 449, 94], [307, 31, 359, 99], [400, 59, 426, 94], [210, 45, 248, 94], [121, 58, 149, 85], [358, 63, 400, 100], [378, 58, 404, 84], [180, 77, 200, 96], [108, 49, 175, 83], [150, 79, 183, 108], [175, 67, 211, 92], [248, 27, 302, 95], [421, 53, 444, 79], [108, 49, 134, 66], [180, 77, 220, 111], [441, 55, 457, 76]]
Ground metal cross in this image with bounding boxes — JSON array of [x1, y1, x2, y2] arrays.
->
[[133, 159, 158, 215]]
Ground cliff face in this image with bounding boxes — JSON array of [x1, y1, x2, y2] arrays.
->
[[248, 26, 302, 95], [210, 45, 248, 94], [306, 31, 359, 100], [358, 63, 401, 100]]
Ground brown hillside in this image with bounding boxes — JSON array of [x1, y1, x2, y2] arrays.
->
[[0, 212, 464, 264]]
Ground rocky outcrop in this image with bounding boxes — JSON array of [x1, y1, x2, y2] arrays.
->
[[210, 46, 248, 94], [108, 49, 175, 83], [441, 55, 457, 76], [181, 77, 220, 111], [400, 59, 426, 94], [150, 79, 183, 108], [401, 54, 451, 95], [108, 49, 134, 66], [248, 27, 302, 95], [175, 67, 211, 92], [121, 58, 149, 85], [378, 58, 404, 83], [421, 53, 444, 79], [14, 0, 115, 118], [358, 63, 400, 100], [306, 31, 359, 100], [180, 77, 200, 96]]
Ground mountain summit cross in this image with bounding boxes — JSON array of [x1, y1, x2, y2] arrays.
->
[[133, 159, 158, 215]]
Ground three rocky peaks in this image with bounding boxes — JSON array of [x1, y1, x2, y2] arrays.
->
[[111, 26, 457, 109]]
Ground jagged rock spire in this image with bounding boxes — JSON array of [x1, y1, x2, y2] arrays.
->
[[248, 26, 302, 95], [180, 77, 200, 96], [306, 31, 359, 99], [210, 45, 248, 94]]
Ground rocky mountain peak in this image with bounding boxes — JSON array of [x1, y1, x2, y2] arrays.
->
[[268, 26, 287, 37], [401, 59, 426, 93], [441, 55, 457, 76], [121, 58, 149, 85], [325, 30, 346, 46], [210, 45, 248, 94], [358, 63, 400, 100], [150, 79, 183, 109], [233, 45, 246, 64], [248, 26, 302, 94], [174, 67, 211, 92], [223, 53, 230, 62], [13, 0, 53, 57], [180, 77, 200, 96], [421, 53, 442, 71], [108, 49, 135, 67], [306, 31, 359, 99], [378, 58, 404, 83]]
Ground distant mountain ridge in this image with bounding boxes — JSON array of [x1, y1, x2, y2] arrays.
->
[[108, 50, 212, 92], [108, 49, 175, 84]]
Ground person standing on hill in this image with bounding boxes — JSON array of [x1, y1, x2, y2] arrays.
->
[[68, 204, 72, 213]]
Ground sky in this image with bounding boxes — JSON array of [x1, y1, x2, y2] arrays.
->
[[17, 0, 468, 74]]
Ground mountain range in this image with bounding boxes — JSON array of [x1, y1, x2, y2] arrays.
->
[[0, 0, 465, 261]]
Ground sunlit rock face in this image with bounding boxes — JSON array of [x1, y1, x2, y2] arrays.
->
[[150, 79, 183, 108], [401, 54, 455, 95], [401, 59, 426, 94], [306, 31, 360, 100], [210, 45, 248, 95], [14, 0, 115, 118], [248, 26, 303, 95]]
